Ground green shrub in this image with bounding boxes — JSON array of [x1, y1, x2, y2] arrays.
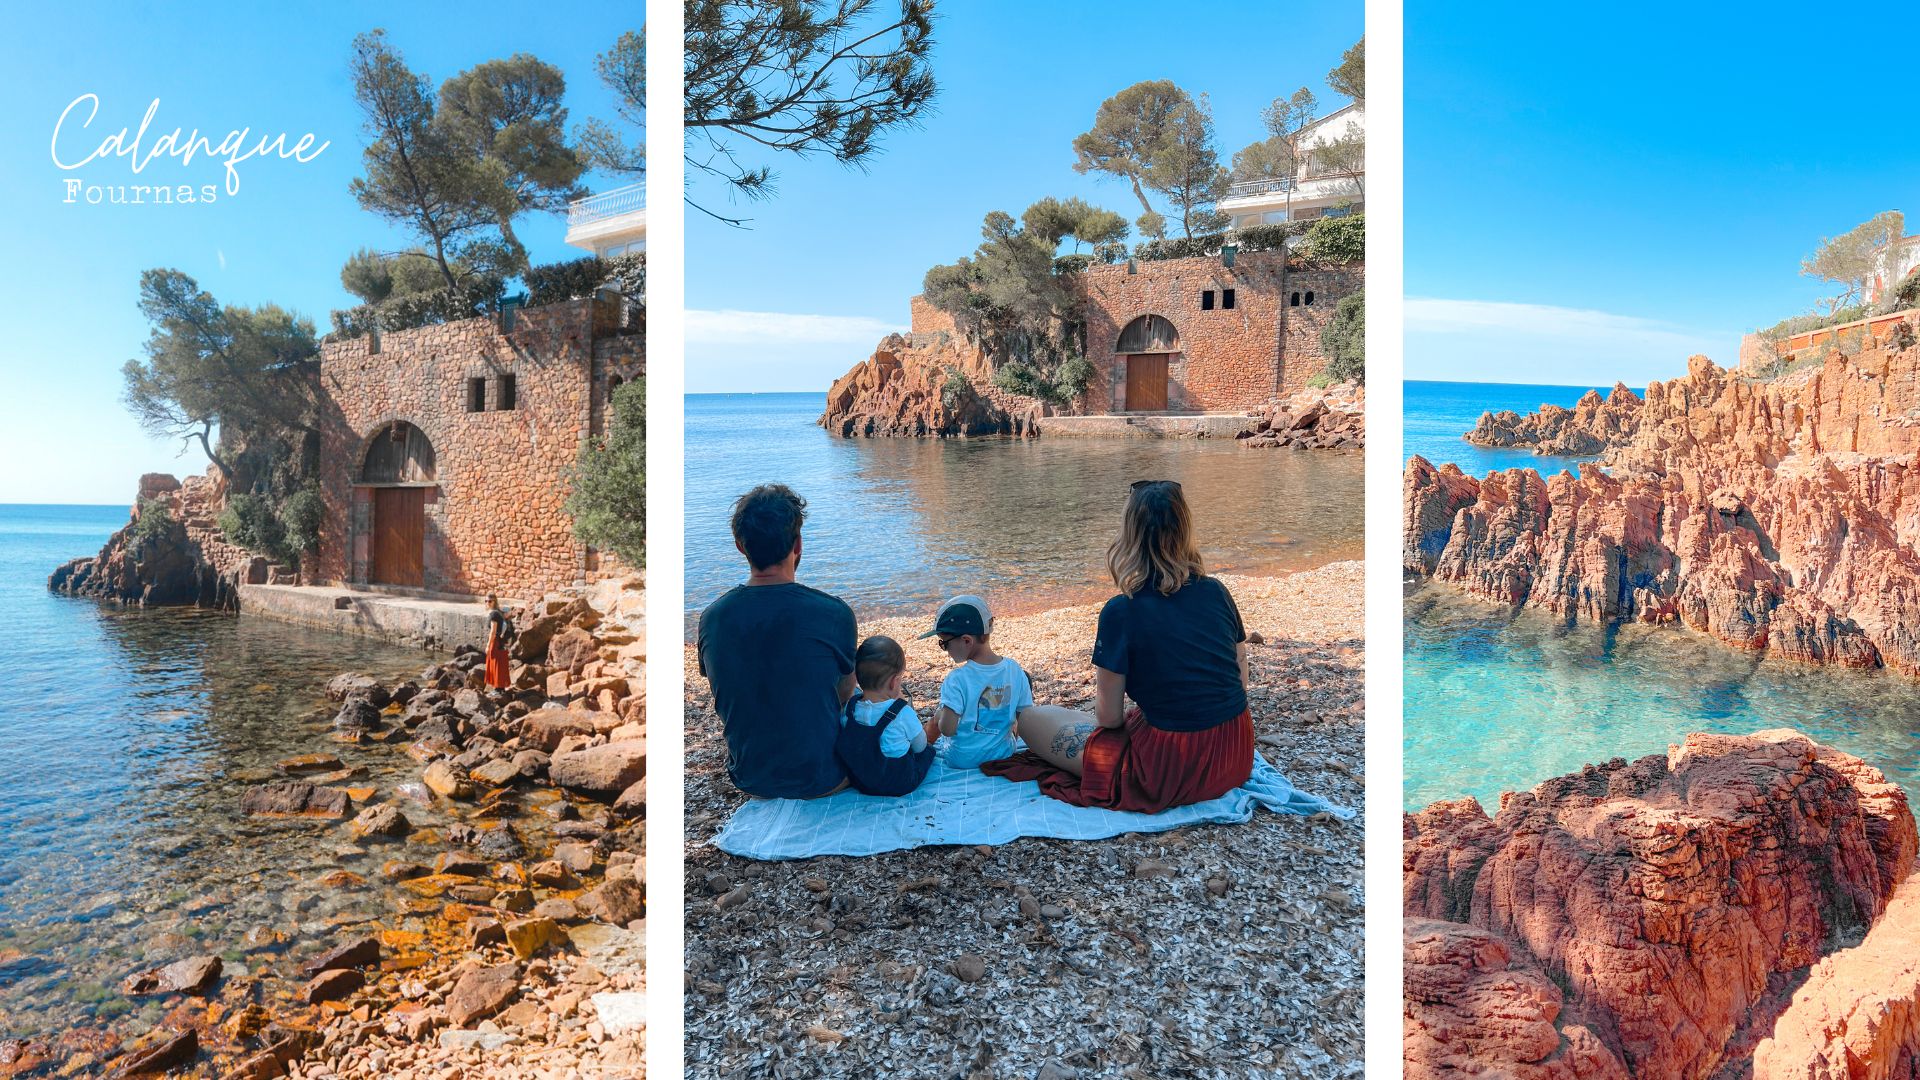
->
[[278, 485, 325, 556], [568, 377, 644, 567], [1052, 254, 1092, 276], [940, 368, 974, 411], [1135, 232, 1227, 262], [1053, 355, 1096, 402], [1306, 372, 1333, 389], [524, 257, 610, 307], [992, 356, 1092, 407], [1321, 288, 1365, 384], [1091, 240, 1128, 265], [216, 493, 286, 558], [130, 497, 174, 543], [326, 275, 507, 340], [1893, 269, 1920, 312], [1231, 221, 1312, 252], [1301, 214, 1365, 264]]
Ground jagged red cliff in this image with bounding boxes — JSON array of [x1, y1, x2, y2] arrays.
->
[[49, 471, 284, 608], [1406, 323, 1920, 672], [1404, 729, 1919, 1080]]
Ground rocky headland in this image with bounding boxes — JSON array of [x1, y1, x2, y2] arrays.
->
[[1237, 381, 1366, 450], [2, 578, 647, 1079], [819, 328, 1042, 438], [685, 563, 1365, 1078], [1403, 729, 1920, 1079], [1405, 319, 1920, 671], [49, 472, 281, 609]]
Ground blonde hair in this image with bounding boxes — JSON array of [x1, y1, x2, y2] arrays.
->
[[1106, 482, 1204, 597]]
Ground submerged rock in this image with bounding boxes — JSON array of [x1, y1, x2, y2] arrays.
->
[[240, 782, 351, 820]]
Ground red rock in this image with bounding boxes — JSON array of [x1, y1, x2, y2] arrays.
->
[[446, 962, 521, 1027], [1409, 339, 1920, 672], [302, 967, 363, 1004], [1404, 919, 1627, 1080], [300, 936, 381, 976], [548, 739, 646, 800], [1753, 876, 1920, 1079], [578, 876, 645, 926], [1403, 729, 1917, 1080], [240, 781, 351, 819], [108, 1028, 196, 1076]]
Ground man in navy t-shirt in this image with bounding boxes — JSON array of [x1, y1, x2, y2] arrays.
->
[[696, 484, 856, 799]]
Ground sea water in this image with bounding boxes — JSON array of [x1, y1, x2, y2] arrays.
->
[[686, 393, 1365, 626], [1402, 382, 1920, 809], [0, 505, 559, 1040]]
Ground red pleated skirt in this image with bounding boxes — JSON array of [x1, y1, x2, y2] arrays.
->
[[484, 639, 511, 690], [982, 707, 1254, 814]]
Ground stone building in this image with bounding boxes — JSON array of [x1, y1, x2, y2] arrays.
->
[[900, 248, 1358, 415], [309, 295, 643, 602]]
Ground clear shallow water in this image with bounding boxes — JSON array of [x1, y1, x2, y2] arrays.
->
[[1404, 379, 1626, 474], [1402, 382, 1920, 812], [686, 393, 1365, 625], [0, 505, 546, 1042], [1404, 589, 1920, 810]]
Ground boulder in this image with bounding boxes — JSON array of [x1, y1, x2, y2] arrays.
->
[[300, 936, 381, 976], [546, 627, 599, 676], [578, 877, 645, 927], [446, 962, 521, 1028], [504, 917, 563, 960], [326, 674, 391, 709], [348, 803, 411, 840], [122, 955, 221, 997], [1404, 729, 1916, 1079], [614, 778, 645, 818], [302, 967, 363, 1004], [333, 698, 383, 730], [108, 1029, 197, 1077], [422, 761, 475, 801], [469, 758, 521, 788], [549, 739, 647, 800], [241, 782, 351, 820], [523, 710, 595, 753]]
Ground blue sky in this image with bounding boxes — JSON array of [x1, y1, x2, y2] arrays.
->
[[1408, 0, 1920, 387], [0, 2, 640, 504], [685, 0, 1363, 394]]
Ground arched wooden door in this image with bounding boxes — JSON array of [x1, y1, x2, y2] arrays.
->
[[362, 422, 434, 588], [1117, 315, 1178, 412]]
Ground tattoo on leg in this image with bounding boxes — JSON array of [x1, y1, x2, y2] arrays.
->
[[1051, 723, 1097, 760]]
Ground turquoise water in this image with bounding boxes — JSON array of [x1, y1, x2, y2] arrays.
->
[[686, 393, 1364, 626], [1404, 379, 1621, 474], [1403, 383, 1920, 810]]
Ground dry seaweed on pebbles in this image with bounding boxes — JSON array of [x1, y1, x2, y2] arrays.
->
[[685, 562, 1365, 1079]]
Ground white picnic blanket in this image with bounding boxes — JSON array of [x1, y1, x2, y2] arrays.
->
[[711, 752, 1352, 861]]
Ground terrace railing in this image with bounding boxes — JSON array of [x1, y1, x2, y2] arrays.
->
[[568, 183, 647, 227]]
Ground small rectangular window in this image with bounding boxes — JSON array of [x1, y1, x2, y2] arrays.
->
[[498, 374, 517, 411], [1200, 290, 1215, 311], [466, 377, 486, 413], [1222, 289, 1237, 310]]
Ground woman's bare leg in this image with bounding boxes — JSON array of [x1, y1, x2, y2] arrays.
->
[[1017, 705, 1099, 776]]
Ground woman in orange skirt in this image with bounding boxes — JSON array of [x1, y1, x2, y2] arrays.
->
[[984, 480, 1254, 814], [483, 594, 514, 691]]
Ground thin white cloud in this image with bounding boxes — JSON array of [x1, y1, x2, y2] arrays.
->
[[1406, 297, 1734, 386], [686, 309, 903, 346]]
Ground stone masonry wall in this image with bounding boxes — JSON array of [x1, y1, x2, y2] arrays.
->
[[314, 298, 612, 601], [897, 251, 1362, 417]]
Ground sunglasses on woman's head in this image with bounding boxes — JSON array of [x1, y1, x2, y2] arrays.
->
[[1130, 479, 1182, 492]]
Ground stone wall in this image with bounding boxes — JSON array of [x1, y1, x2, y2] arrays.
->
[[1078, 252, 1359, 413], [313, 297, 642, 602]]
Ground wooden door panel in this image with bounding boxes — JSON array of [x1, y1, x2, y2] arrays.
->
[[371, 488, 425, 587], [1126, 354, 1168, 411]]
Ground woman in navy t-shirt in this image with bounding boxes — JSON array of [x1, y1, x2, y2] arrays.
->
[[984, 481, 1254, 813]]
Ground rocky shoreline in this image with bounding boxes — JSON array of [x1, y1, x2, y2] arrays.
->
[[820, 323, 1365, 448], [1404, 728, 1920, 1079], [683, 563, 1365, 1078], [1405, 323, 1920, 672], [2, 578, 647, 1079]]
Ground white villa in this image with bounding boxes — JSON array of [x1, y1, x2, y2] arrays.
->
[[564, 182, 647, 258], [1219, 103, 1365, 230], [1869, 230, 1920, 307]]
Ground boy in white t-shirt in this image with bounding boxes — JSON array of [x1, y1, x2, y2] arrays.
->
[[919, 595, 1034, 770]]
